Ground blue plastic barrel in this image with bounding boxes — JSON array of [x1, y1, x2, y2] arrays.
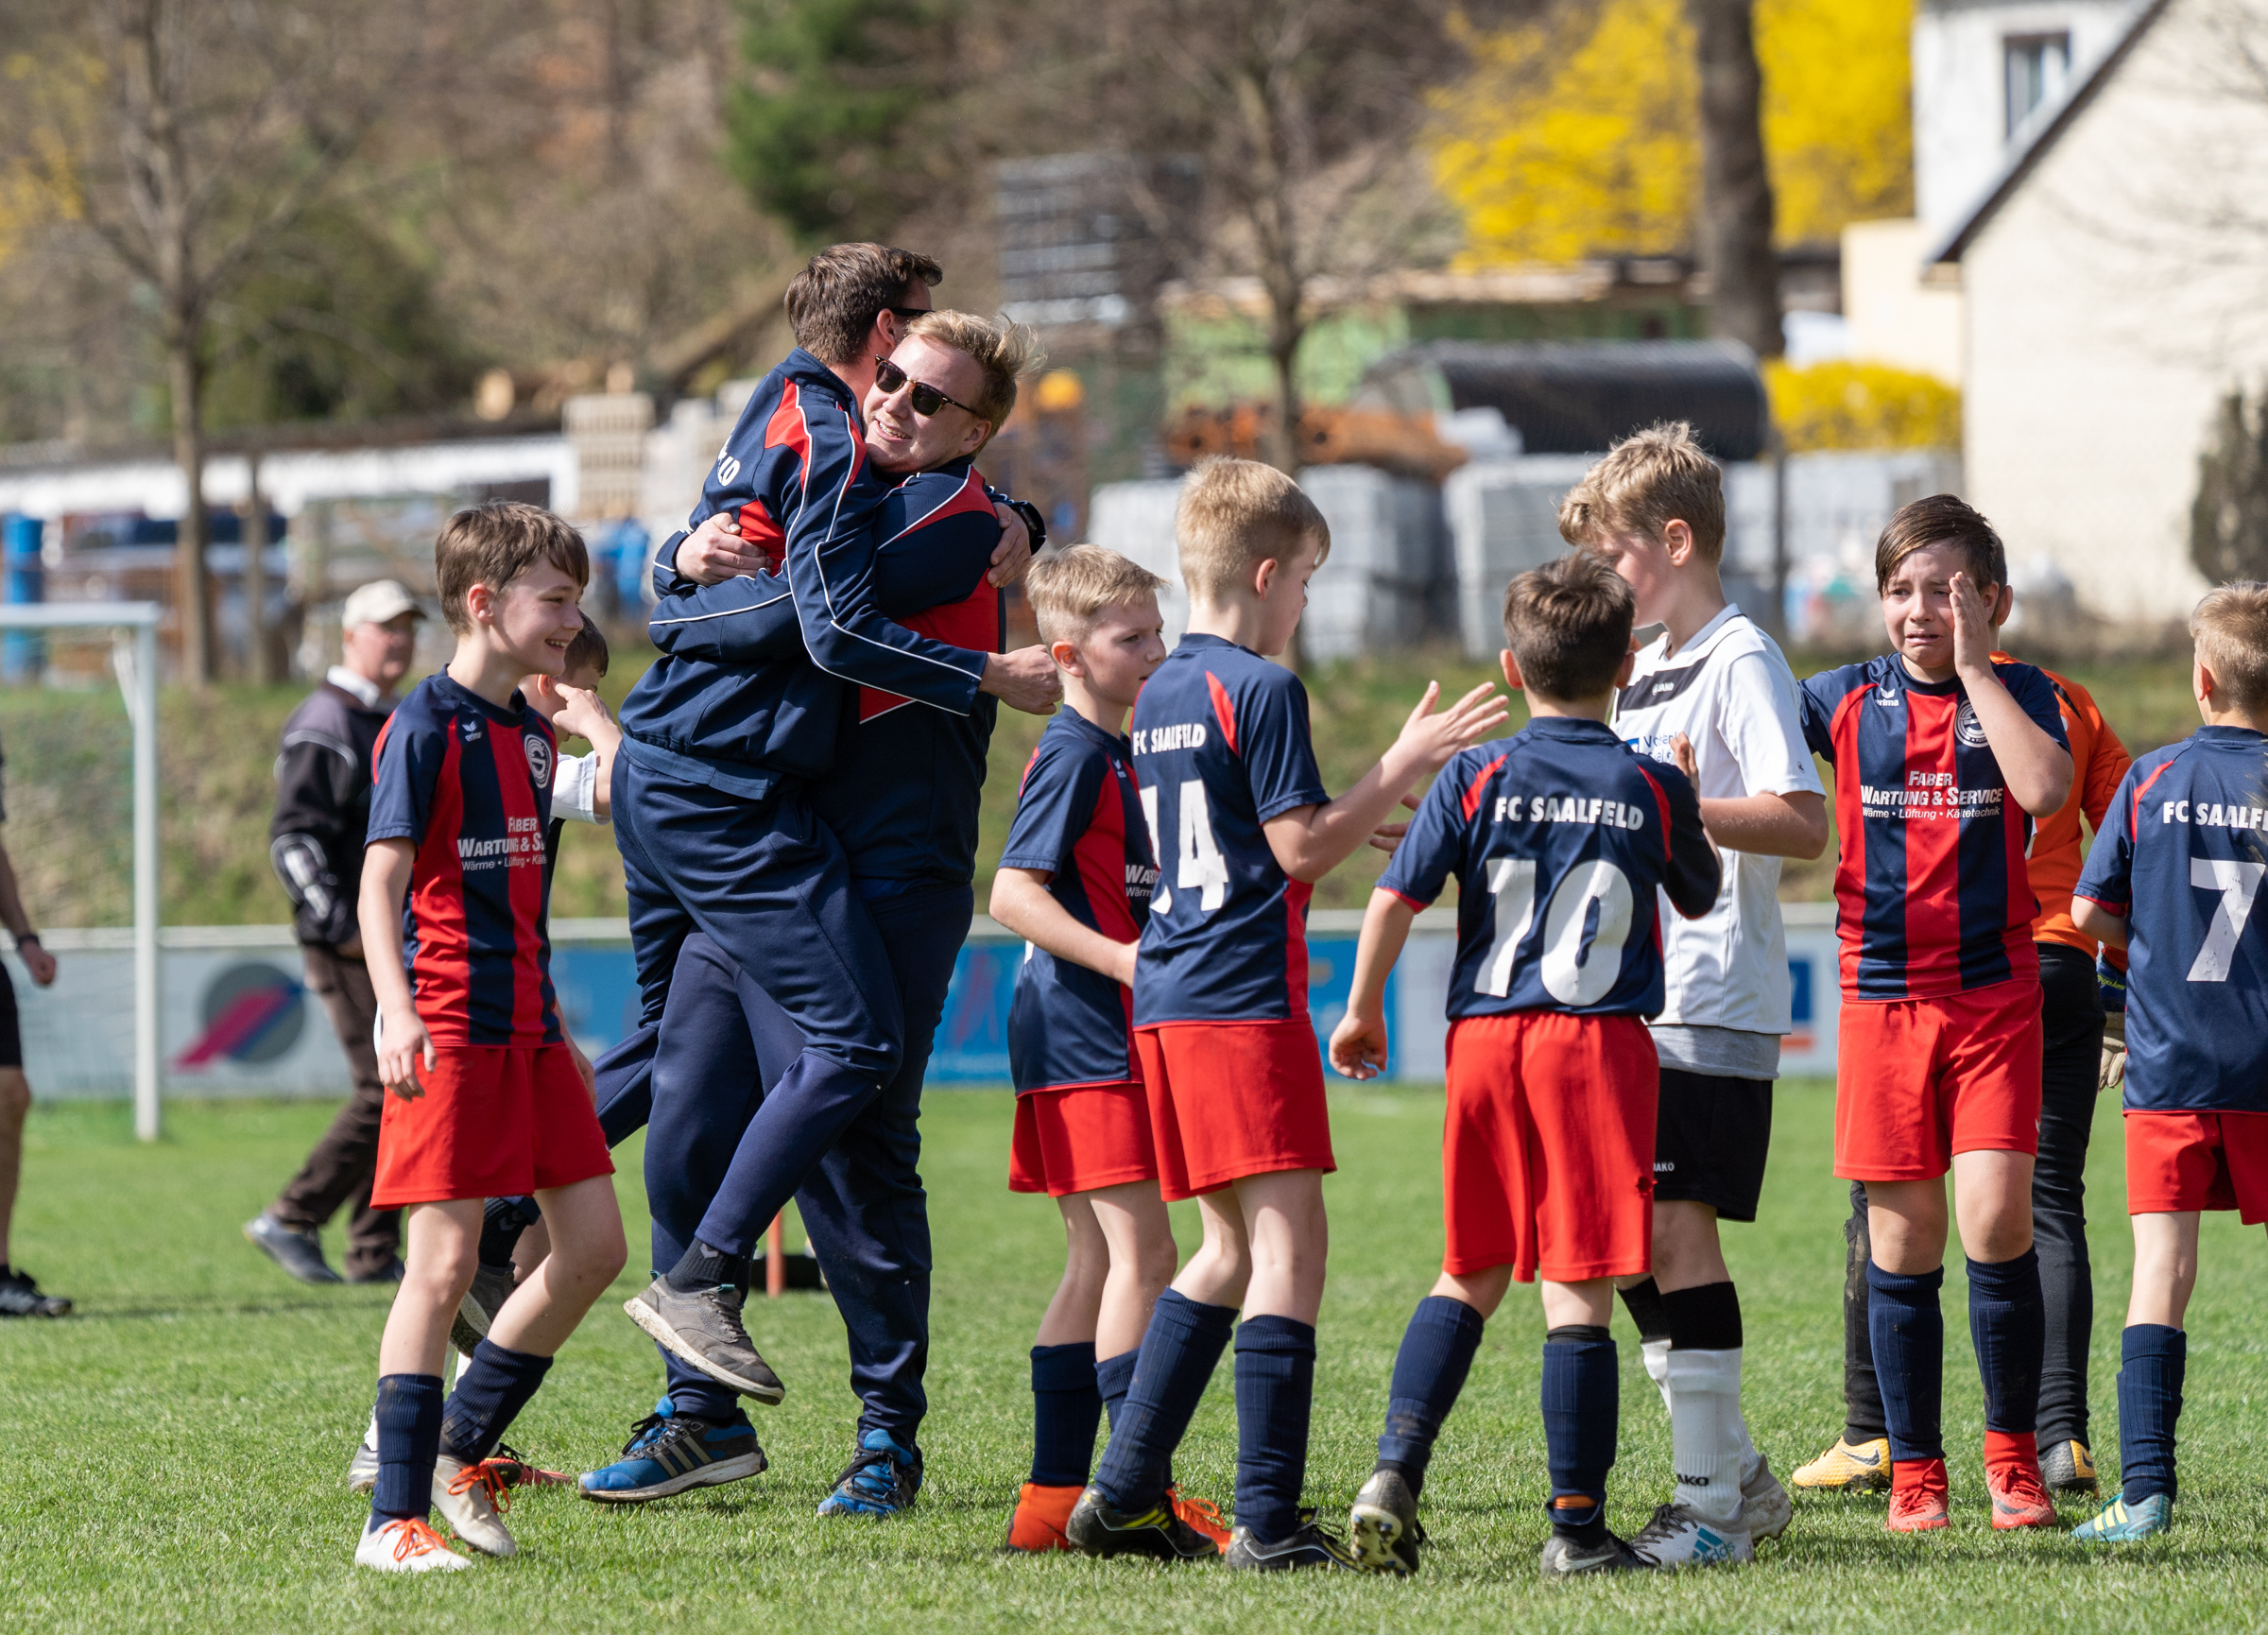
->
[[1, 513, 43, 682]]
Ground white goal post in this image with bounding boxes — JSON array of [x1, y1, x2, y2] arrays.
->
[[0, 601, 163, 1140]]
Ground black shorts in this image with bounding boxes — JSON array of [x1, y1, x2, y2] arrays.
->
[[0, 960, 19, 1071], [1652, 1069, 1772, 1221]]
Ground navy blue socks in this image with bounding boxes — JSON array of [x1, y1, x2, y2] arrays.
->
[[1029, 1342, 1102, 1487], [1866, 1261, 1945, 1462], [440, 1339, 553, 1464], [1233, 1316, 1317, 1544], [1096, 1348, 1139, 1434], [1540, 1324, 1618, 1542], [371, 1373, 444, 1523], [1377, 1295, 1487, 1498], [1091, 1290, 1236, 1511], [2117, 1324, 2186, 1503], [1966, 1249, 2045, 1435]]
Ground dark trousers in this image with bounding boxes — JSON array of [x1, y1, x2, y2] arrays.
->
[[1842, 943, 2105, 1447], [635, 883, 968, 1443], [269, 944, 400, 1278], [613, 751, 904, 1257]]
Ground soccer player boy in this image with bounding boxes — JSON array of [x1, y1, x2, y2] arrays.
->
[[990, 545, 1227, 1552], [1568, 423, 1823, 1560], [1066, 457, 1506, 1571], [352, 503, 628, 1573], [2068, 583, 2268, 1542], [1796, 495, 2073, 1534], [1332, 554, 1721, 1579]]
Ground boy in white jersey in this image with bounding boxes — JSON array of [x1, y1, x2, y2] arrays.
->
[[1565, 423, 1829, 1564]]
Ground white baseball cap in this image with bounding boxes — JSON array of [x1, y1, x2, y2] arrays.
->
[[340, 579, 425, 630]]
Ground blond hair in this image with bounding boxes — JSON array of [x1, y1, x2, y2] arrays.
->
[[1175, 456, 1331, 603], [903, 310, 1044, 446], [1503, 553, 1636, 700], [1557, 422, 1727, 566], [434, 502, 588, 635], [2192, 582, 2268, 714], [1024, 544, 1168, 645]]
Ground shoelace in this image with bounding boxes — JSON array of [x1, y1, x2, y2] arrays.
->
[[446, 1458, 515, 1515], [490, 1442, 569, 1488], [1168, 1489, 1227, 1533], [618, 1414, 673, 1457], [389, 1517, 455, 1562], [832, 1446, 911, 1502]]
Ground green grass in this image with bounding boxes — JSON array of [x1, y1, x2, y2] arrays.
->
[[5, 1083, 2268, 1632]]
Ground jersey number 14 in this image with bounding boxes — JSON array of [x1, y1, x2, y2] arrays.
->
[[1142, 783, 1228, 915]]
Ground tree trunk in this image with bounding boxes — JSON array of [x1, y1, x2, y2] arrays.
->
[[166, 323, 213, 687], [244, 453, 272, 685], [1687, 0, 1780, 359]]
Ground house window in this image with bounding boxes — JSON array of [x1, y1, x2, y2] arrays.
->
[[2005, 32, 2071, 136]]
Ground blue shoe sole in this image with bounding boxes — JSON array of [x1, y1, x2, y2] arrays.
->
[[579, 1449, 766, 1504]]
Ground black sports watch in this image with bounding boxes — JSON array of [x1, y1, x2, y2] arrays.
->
[[1005, 499, 1047, 556]]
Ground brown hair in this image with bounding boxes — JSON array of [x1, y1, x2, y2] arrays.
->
[[1558, 421, 1727, 565], [1502, 553, 1636, 700], [785, 243, 944, 367], [1875, 493, 2006, 593], [434, 502, 589, 634], [1175, 456, 1331, 603], [902, 310, 1045, 449], [2192, 582, 2268, 714], [1024, 544, 1168, 645], [563, 612, 610, 680]]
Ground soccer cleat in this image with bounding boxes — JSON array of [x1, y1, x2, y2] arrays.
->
[[1005, 1481, 1084, 1552], [433, 1453, 517, 1557], [1538, 1529, 1646, 1578], [1349, 1467, 1425, 1576], [489, 1442, 572, 1489], [449, 1263, 518, 1358], [1739, 1452, 1794, 1541], [1986, 1454, 2056, 1530], [580, 1402, 767, 1504], [0, 1267, 72, 1318], [816, 1428, 921, 1518], [1168, 1487, 1231, 1548], [1064, 1484, 1223, 1561], [242, 1215, 341, 1285], [2073, 1490, 2172, 1543], [347, 1416, 380, 1493], [1628, 1502, 1754, 1567], [355, 1516, 472, 1573], [623, 1276, 784, 1403], [1885, 1458, 1950, 1533], [1221, 1513, 1363, 1572], [2039, 1438, 2099, 1497], [1791, 1435, 1892, 1492]]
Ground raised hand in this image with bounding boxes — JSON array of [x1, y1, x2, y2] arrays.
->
[[1368, 790, 1421, 854], [1393, 680, 1511, 775], [553, 683, 614, 746], [1948, 572, 1995, 678]]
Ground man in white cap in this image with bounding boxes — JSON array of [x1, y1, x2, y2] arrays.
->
[[244, 579, 423, 1284]]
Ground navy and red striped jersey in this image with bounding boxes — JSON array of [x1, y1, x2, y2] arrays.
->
[[618, 347, 988, 797], [1798, 654, 2070, 1002], [367, 674, 561, 1046], [1379, 717, 1718, 1020], [1129, 634, 1329, 1026], [1003, 710, 1159, 1093], [645, 457, 1005, 884], [2074, 725, 2268, 1112]]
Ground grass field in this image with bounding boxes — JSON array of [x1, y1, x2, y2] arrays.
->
[[5, 1084, 2268, 1633]]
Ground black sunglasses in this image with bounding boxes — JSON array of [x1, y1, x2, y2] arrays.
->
[[873, 355, 978, 419], [885, 305, 931, 320]]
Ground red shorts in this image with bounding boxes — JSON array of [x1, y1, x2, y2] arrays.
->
[[1442, 1012, 1657, 1283], [2125, 1110, 2268, 1222], [1833, 980, 2042, 1182], [1008, 1081, 1159, 1197], [371, 1043, 612, 1208], [1135, 1020, 1334, 1202]]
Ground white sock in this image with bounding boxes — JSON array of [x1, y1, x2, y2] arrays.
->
[[1735, 1403, 1761, 1484], [1666, 1346, 1746, 1527], [1641, 1336, 1672, 1414]]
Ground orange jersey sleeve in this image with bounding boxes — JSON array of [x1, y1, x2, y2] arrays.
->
[[2019, 660, 2132, 955]]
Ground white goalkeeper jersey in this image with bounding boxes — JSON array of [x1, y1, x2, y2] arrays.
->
[[1613, 603, 1822, 1038]]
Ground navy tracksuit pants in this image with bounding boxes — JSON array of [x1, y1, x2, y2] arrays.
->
[[602, 883, 971, 1446], [612, 749, 904, 1258]]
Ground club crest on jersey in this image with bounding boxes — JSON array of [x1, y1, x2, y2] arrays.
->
[[524, 733, 553, 789], [1955, 699, 1990, 747]]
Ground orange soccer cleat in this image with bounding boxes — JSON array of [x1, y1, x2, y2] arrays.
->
[[1005, 1481, 1084, 1552], [1984, 1433, 2056, 1530], [1885, 1457, 1950, 1533], [1168, 1486, 1232, 1548]]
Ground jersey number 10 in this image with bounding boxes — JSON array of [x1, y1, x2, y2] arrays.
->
[[1477, 857, 1637, 1007], [1142, 783, 1229, 916]]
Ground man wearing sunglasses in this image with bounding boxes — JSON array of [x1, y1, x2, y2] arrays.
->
[[605, 248, 1060, 1506]]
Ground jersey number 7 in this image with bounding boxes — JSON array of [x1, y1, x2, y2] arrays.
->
[[1141, 783, 1228, 916], [2188, 856, 2268, 983]]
